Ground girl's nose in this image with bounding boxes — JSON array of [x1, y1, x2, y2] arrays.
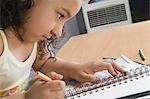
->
[[52, 23, 64, 38], [44, 33, 53, 39]]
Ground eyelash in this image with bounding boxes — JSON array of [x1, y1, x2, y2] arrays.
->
[[57, 12, 65, 19]]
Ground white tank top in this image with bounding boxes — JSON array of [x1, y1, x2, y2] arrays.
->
[[0, 30, 37, 92]]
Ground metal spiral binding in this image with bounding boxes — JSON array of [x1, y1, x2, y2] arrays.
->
[[65, 66, 150, 99]]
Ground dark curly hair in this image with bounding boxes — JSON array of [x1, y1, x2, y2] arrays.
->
[[0, 0, 66, 68], [1, 0, 33, 29]]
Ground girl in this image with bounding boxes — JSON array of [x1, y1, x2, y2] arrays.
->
[[0, 0, 125, 99]]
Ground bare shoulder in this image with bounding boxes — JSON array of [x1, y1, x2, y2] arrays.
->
[[0, 32, 3, 56]]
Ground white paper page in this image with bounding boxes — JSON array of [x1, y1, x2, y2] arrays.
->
[[65, 55, 149, 99], [95, 55, 144, 79], [69, 72, 150, 99]]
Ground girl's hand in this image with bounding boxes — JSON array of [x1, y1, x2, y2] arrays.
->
[[25, 72, 65, 99], [70, 59, 125, 83]]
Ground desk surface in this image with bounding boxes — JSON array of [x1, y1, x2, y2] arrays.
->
[[56, 21, 150, 64]]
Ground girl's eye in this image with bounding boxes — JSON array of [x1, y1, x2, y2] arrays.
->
[[57, 12, 65, 19]]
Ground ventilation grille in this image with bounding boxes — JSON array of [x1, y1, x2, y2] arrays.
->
[[87, 4, 128, 28]]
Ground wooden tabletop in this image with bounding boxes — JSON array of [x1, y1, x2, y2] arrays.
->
[[56, 20, 150, 64]]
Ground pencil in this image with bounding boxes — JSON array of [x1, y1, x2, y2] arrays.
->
[[102, 57, 117, 60], [24, 72, 51, 91], [139, 50, 146, 61], [36, 71, 52, 82]]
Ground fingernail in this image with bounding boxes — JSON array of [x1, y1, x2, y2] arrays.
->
[[51, 72, 57, 75], [113, 73, 117, 77]]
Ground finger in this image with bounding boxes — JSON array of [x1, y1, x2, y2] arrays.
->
[[93, 60, 117, 76], [107, 60, 125, 73], [101, 62, 117, 76], [36, 71, 52, 81], [114, 69, 120, 75], [90, 61, 108, 72], [101, 59, 125, 73], [28, 76, 39, 85], [79, 72, 99, 82], [43, 80, 66, 91], [29, 79, 46, 90], [28, 76, 47, 87], [46, 72, 63, 80]]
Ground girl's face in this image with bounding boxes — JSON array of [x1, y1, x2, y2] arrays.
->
[[22, 0, 82, 43]]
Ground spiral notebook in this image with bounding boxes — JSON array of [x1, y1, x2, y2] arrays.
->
[[65, 55, 150, 99]]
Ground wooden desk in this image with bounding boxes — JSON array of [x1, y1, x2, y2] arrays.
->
[[57, 21, 150, 64]]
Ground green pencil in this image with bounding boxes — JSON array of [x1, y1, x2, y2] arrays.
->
[[139, 50, 146, 61]]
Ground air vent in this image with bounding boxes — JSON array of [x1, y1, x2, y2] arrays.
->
[[87, 4, 127, 28], [82, 0, 132, 32]]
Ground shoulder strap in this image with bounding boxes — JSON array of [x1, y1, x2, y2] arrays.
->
[[0, 30, 9, 54]]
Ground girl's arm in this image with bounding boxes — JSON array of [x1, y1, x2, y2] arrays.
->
[[33, 55, 125, 82], [33, 44, 125, 82], [32, 43, 78, 80], [33, 56, 78, 80]]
